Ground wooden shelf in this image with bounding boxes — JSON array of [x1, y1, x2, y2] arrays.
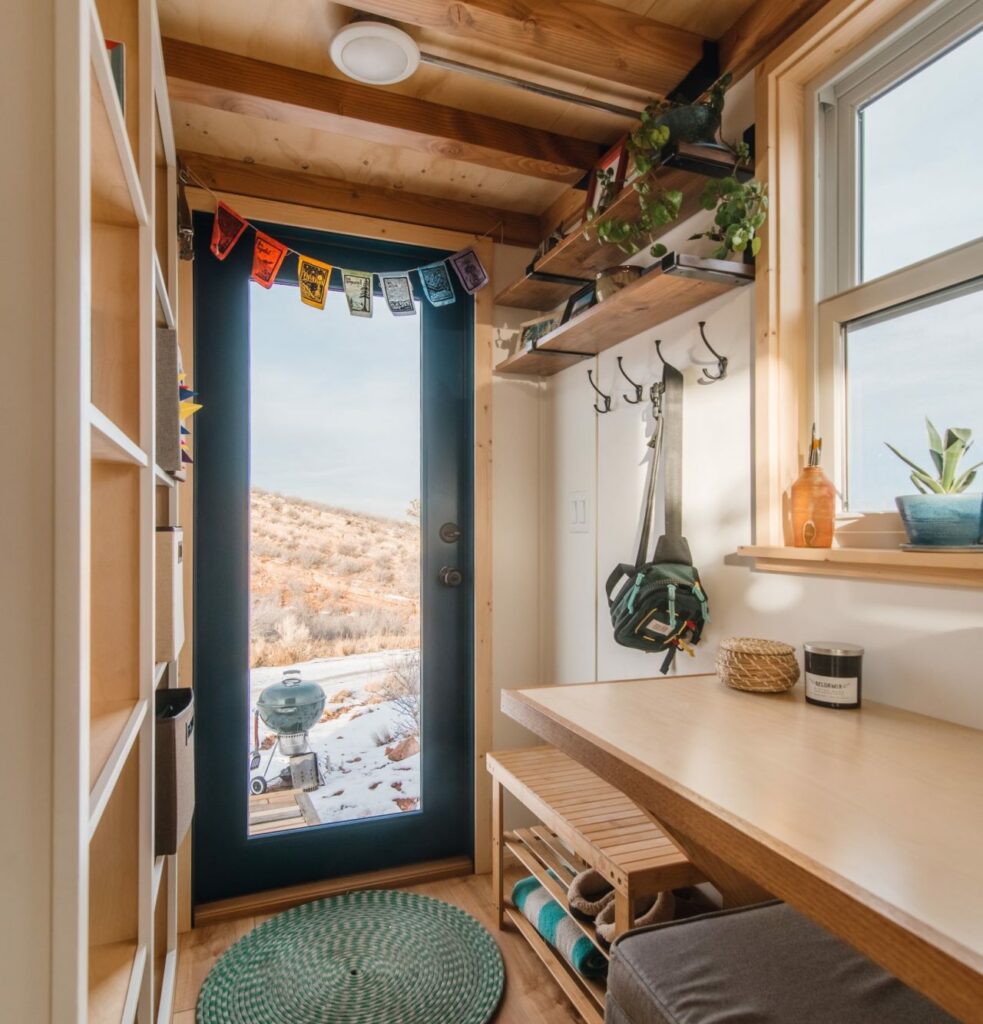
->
[[496, 142, 751, 311], [154, 464, 176, 488], [89, 697, 146, 836], [90, 405, 148, 466], [89, 6, 148, 229], [739, 545, 983, 588], [496, 253, 754, 377], [88, 940, 142, 1024]]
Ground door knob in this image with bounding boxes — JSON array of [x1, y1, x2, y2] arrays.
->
[[439, 522, 462, 543], [438, 566, 464, 587]]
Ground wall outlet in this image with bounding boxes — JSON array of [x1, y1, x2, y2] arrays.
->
[[569, 490, 589, 533]]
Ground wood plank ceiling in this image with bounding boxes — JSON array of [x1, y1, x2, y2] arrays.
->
[[159, 0, 816, 243]]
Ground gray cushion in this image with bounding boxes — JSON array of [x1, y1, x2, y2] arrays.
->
[[606, 901, 956, 1024]]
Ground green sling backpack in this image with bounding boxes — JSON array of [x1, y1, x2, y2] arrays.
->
[[605, 361, 709, 673]]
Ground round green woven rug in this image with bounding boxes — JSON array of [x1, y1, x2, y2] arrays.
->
[[197, 889, 505, 1024]]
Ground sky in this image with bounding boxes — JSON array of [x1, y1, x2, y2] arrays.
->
[[249, 281, 421, 520], [843, 25, 983, 511]]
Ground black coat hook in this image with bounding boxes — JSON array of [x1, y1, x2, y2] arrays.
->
[[587, 370, 612, 414], [616, 357, 643, 404], [696, 321, 728, 384]]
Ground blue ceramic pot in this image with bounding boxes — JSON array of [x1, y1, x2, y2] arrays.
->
[[895, 493, 983, 547]]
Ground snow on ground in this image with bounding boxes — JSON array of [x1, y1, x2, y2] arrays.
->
[[249, 649, 421, 826]]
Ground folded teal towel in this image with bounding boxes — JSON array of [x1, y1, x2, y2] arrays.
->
[[512, 875, 607, 979]]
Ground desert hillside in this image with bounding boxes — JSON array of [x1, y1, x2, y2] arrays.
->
[[250, 488, 420, 667]]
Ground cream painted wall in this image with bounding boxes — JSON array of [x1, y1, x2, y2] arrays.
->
[[523, 76, 983, 730], [1, 1, 56, 1020]]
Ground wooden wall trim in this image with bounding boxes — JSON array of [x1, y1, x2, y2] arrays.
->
[[753, 0, 917, 546], [163, 37, 597, 185], [180, 151, 541, 248]]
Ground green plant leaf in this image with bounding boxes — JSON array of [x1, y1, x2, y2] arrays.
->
[[912, 476, 929, 494], [911, 470, 946, 494], [751, 235, 762, 257], [941, 438, 967, 491], [925, 418, 943, 454], [650, 242, 667, 258], [953, 460, 983, 493], [885, 442, 933, 481]]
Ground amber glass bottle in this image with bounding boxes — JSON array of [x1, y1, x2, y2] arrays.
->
[[791, 427, 836, 548]]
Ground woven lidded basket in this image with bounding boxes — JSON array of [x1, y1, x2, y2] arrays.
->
[[716, 637, 800, 693]]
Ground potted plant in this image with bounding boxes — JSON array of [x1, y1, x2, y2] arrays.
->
[[886, 420, 983, 547]]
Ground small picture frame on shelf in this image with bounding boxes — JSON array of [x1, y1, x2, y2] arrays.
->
[[586, 137, 629, 215], [562, 282, 597, 324], [520, 313, 560, 349]]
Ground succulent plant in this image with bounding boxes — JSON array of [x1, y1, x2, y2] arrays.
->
[[886, 420, 983, 494]]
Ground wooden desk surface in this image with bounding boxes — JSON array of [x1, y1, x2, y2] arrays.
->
[[503, 674, 983, 1022]]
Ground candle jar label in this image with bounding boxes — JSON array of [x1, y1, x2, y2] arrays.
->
[[805, 671, 858, 705]]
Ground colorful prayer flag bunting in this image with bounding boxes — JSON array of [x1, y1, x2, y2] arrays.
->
[[418, 260, 456, 307], [448, 247, 489, 294], [380, 273, 416, 316], [210, 201, 248, 260], [251, 231, 288, 289], [342, 269, 373, 318], [298, 255, 333, 309]]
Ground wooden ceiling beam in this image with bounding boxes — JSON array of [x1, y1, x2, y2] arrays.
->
[[719, 0, 833, 82], [179, 151, 544, 247], [348, 1, 706, 97], [163, 38, 598, 185]]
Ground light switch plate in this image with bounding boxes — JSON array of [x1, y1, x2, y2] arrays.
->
[[569, 490, 589, 533]]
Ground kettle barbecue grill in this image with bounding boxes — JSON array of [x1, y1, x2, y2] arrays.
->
[[249, 669, 327, 795]]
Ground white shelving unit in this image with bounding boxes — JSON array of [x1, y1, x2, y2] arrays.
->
[[54, 1, 185, 1020]]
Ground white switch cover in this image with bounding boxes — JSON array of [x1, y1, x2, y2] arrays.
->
[[569, 490, 589, 533]]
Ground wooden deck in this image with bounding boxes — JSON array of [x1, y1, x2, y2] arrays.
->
[[248, 788, 320, 835]]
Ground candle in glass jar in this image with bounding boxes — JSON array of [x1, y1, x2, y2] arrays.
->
[[803, 642, 864, 709]]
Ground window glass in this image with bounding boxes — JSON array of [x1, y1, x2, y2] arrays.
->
[[845, 281, 983, 512], [859, 27, 983, 281]]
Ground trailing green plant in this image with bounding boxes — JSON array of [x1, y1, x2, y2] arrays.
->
[[886, 420, 983, 494], [583, 76, 766, 260]]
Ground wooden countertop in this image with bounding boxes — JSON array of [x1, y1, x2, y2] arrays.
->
[[502, 674, 983, 1022]]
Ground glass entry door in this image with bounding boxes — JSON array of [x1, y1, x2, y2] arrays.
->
[[192, 216, 474, 905]]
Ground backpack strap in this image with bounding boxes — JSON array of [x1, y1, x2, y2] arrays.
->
[[634, 412, 664, 569], [653, 362, 692, 566]]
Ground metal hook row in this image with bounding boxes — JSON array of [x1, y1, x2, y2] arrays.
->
[[588, 324, 728, 414]]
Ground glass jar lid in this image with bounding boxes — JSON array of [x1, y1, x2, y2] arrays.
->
[[803, 641, 865, 656]]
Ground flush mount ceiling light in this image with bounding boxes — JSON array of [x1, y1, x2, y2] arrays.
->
[[330, 22, 421, 85]]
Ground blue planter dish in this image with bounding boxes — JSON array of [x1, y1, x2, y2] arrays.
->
[[895, 493, 983, 547]]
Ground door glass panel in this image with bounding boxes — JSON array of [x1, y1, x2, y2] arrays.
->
[[248, 281, 422, 835], [859, 27, 983, 281]]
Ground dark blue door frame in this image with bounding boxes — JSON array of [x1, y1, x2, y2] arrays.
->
[[191, 214, 474, 905]]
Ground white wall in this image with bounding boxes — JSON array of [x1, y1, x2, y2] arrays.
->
[[0, 1, 56, 1020], [497, 75, 983, 732]]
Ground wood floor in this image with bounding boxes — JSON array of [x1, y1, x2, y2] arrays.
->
[[173, 871, 583, 1023]]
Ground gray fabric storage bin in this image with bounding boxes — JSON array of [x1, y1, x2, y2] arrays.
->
[[606, 901, 956, 1024], [155, 688, 195, 856], [156, 326, 181, 474]]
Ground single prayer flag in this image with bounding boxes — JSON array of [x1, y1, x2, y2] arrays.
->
[[448, 247, 489, 294], [418, 260, 456, 307], [298, 255, 333, 309], [210, 201, 248, 260], [380, 273, 416, 317], [342, 269, 373, 318], [179, 399, 203, 420], [251, 231, 288, 289]]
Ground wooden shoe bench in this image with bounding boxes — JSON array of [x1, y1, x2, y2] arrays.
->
[[487, 745, 702, 1024]]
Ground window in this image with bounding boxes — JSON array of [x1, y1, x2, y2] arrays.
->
[[817, 0, 983, 519]]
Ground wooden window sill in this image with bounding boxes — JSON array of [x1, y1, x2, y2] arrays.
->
[[737, 546, 983, 587]]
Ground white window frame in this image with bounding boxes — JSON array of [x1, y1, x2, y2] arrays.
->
[[808, 0, 983, 529]]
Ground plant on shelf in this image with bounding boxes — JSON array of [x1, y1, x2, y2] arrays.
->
[[584, 76, 766, 261], [886, 420, 983, 547], [687, 169, 768, 259]]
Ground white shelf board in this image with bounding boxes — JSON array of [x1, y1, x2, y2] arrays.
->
[[154, 252, 175, 329], [89, 697, 148, 838], [154, 661, 169, 687], [90, 405, 148, 467], [121, 943, 146, 1024], [155, 948, 178, 1024], [154, 464, 176, 488], [152, 854, 165, 906]]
